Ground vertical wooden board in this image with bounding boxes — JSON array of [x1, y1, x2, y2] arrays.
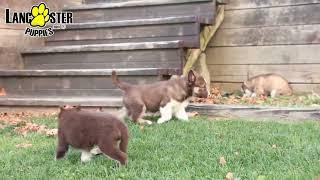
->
[[226, 0, 320, 10], [206, 45, 320, 65], [222, 4, 320, 28], [248, 64, 320, 84], [208, 65, 248, 82], [209, 24, 320, 47]]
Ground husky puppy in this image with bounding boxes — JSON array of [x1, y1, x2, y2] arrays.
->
[[242, 73, 293, 98], [56, 105, 129, 165], [112, 70, 208, 124]]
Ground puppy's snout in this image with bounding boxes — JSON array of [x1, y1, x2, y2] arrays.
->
[[193, 87, 208, 98]]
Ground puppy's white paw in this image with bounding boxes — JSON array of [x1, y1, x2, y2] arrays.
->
[[81, 151, 92, 163], [138, 119, 153, 125], [145, 120, 153, 125], [90, 147, 102, 155]]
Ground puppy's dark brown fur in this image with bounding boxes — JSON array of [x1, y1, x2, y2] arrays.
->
[[112, 70, 208, 124], [56, 106, 129, 165]]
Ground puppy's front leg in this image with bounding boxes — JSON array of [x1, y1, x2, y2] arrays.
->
[[157, 103, 173, 124], [90, 146, 102, 155], [175, 101, 189, 121], [81, 150, 93, 163]]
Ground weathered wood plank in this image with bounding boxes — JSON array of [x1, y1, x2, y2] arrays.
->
[[249, 64, 320, 84], [209, 64, 320, 83], [226, 0, 320, 10], [208, 65, 248, 82], [0, 47, 23, 70], [210, 24, 320, 47], [23, 49, 182, 69], [46, 36, 199, 47], [211, 82, 320, 93], [47, 22, 199, 47], [206, 44, 320, 64], [22, 41, 183, 54], [27, 62, 182, 70], [188, 104, 320, 121], [222, 4, 320, 28], [5, 89, 123, 97], [50, 23, 198, 41], [73, 0, 211, 8], [0, 76, 158, 90], [0, 96, 122, 107], [71, 2, 215, 23]]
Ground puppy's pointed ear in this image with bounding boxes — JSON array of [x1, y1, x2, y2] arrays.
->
[[188, 70, 196, 84]]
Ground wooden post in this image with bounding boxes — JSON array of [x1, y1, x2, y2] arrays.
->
[[183, 5, 225, 75]]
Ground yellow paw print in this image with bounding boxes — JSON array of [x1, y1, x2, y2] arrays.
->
[[30, 3, 50, 27]]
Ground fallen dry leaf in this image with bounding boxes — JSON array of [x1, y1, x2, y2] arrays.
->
[[235, 152, 239, 156], [15, 143, 32, 148], [226, 172, 233, 180], [219, 156, 227, 166], [0, 88, 6, 96], [272, 144, 277, 148], [317, 176, 320, 180], [45, 128, 58, 137], [188, 111, 199, 117]]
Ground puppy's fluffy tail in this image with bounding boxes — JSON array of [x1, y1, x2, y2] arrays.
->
[[112, 71, 131, 91]]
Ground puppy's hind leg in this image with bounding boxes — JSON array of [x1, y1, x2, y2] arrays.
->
[[55, 132, 69, 160], [99, 137, 128, 165], [131, 104, 152, 125]]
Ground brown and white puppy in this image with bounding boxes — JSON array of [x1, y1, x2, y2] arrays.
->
[[56, 105, 129, 165], [242, 73, 293, 98], [112, 70, 208, 125]]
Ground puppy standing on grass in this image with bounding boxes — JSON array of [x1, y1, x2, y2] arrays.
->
[[242, 73, 293, 98], [112, 70, 208, 125], [55, 105, 129, 165]]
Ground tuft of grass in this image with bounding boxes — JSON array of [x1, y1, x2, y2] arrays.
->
[[0, 116, 320, 179]]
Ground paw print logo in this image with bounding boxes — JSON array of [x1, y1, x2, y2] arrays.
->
[[30, 3, 50, 27]]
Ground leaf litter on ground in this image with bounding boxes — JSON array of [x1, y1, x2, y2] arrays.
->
[[0, 111, 57, 137], [190, 87, 320, 107]]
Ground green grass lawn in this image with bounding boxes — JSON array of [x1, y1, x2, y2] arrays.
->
[[0, 116, 320, 179]]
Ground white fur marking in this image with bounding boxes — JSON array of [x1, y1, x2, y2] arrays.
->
[[244, 89, 252, 97], [81, 151, 93, 163], [157, 99, 189, 124], [157, 102, 173, 124], [193, 87, 200, 94], [251, 93, 257, 98], [90, 146, 102, 155], [270, 89, 277, 98], [117, 107, 128, 119], [174, 100, 189, 121]]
